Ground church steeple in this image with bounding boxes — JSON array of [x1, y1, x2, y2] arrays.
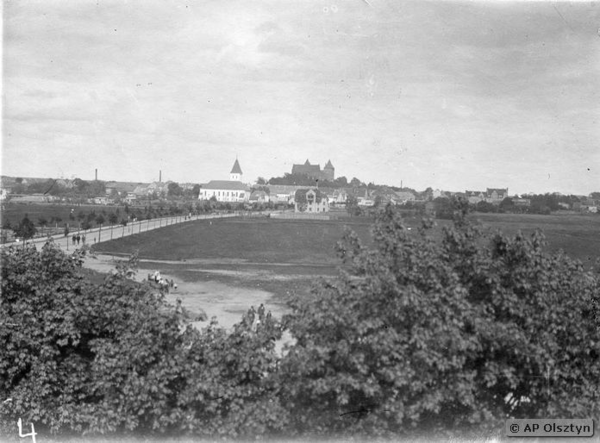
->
[[230, 158, 243, 181]]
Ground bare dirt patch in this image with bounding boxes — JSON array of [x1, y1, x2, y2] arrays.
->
[[84, 254, 289, 331]]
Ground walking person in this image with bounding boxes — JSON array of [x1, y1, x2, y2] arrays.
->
[[76, 234, 81, 245], [72, 234, 77, 246]]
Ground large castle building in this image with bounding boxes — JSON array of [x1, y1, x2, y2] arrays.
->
[[291, 159, 335, 182]]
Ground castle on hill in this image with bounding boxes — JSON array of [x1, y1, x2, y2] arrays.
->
[[291, 159, 334, 182]]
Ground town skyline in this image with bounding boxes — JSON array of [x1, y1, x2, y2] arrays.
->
[[2, 0, 599, 196], [2, 164, 598, 198]]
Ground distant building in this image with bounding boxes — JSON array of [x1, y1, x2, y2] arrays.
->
[[146, 181, 170, 197], [199, 159, 250, 203], [267, 185, 307, 203], [331, 189, 348, 205], [294, 188, 329, 213], [394, 190, 416, 204], [486, 188, 509, 204], [291, 159, 335, 182], [465, 190, 486, 204], [94, 197, 109, 205], [249, 190, 270, 203], [125, 192, 137, 204], [105, 181, 139, 197], [229, 158, 243, 182]]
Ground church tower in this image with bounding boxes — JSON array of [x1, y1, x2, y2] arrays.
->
[[230, 158, 243, 182], [323, 159, 335, 181]]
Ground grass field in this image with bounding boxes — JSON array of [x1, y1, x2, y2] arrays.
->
[[469, 212, 600, 266], [92, 213, 600, 278], [89, 213, 600, 326], [94, 217, 374, 263], [91, 218, 374, 309]]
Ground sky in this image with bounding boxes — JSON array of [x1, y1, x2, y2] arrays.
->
[[2, 0, 599, 195]]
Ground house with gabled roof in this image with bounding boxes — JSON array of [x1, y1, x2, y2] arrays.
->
[[331, 189, 348, 205], [199, 159, 250, 203], [132, 184, 150, 198], [465, 190, 486, 204], [294, 188, 329, 213], [147, 181, 171, 197], [105, 181, 139, 197], [486, 188, 508, 204]]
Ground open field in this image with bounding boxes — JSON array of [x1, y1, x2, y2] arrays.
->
[[469, 212, 600, 266], [88, 213, 600, 329], [90, 218, 375, 327], [94, 217, 374, 263], [94, 212, 600, 266]]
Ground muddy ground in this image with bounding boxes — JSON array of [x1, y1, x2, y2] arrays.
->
[[83, 253, 332, 332]]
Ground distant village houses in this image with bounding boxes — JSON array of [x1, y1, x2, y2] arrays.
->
[[267, 185, 307, 204], [465, 188, 509, 205], [105, 181, 141, 198]]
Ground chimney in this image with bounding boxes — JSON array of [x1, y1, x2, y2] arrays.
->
[[159, 170, 162, 183], [95, 169, 98, 181]]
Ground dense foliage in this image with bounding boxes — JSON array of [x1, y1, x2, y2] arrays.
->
[[1, 242, 285, 438], [279, 203, 600, 438], [1, 204, 599, 440]]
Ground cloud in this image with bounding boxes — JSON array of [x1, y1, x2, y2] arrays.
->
[[2, 0, 599, 194]]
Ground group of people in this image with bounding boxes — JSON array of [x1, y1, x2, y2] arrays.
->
[[244, 303, 272, 331], [71, 234, 85, 246], [149, 270, 177, 292]]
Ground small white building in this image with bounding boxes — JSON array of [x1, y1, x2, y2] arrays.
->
[[199, 159, 250, 203]]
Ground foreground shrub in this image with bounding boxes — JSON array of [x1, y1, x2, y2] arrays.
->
[[279, 203, 600, 438], [0, 242, 285, 438]]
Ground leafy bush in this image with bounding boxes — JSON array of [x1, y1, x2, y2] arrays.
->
[[279, 203, 600, 439], [1, 243, 187, 434], [1, 242, 285, 438]]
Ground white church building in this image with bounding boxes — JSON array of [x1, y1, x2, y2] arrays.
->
[[199, 159, 250, 203]]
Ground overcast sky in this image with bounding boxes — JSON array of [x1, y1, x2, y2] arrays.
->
[[2, 0, 599, 195]]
